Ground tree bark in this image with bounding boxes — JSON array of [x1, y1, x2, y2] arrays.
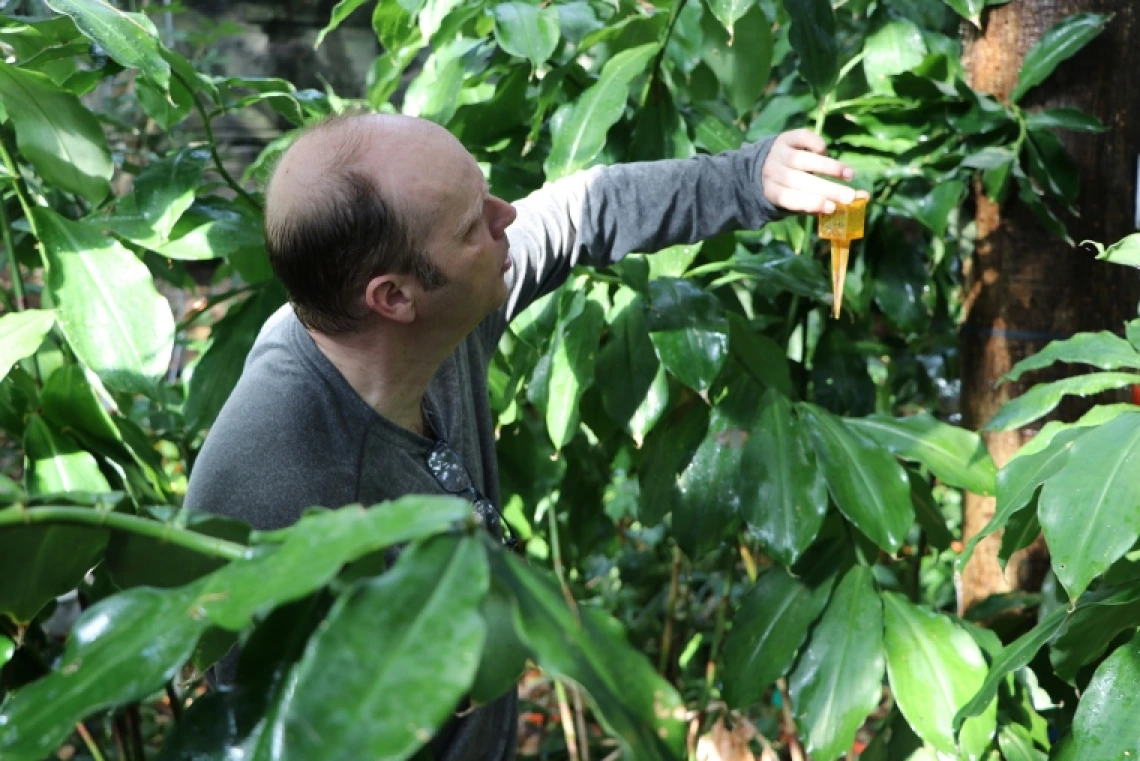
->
[[959, 0, 1140, 613]]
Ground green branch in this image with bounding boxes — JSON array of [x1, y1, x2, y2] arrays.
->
[[170, 69, 262, 215], [0, 506, 250, 562]]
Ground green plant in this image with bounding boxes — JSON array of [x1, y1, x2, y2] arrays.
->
[[0, 0, 1127, 759]]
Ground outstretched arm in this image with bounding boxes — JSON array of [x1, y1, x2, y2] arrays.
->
[[498, 129, 867, 324]]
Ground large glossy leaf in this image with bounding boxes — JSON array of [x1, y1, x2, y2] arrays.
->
[[0, 310, 53, 381], [258, 536, 487, 761], [1000, 331, 1140, 384], [154, 196, 265, 261], [646, 278, 729, 393], [998, 725, 1046, 761], [489, 551, 687, 760], [845, 413, 996, 496], [721, 565, 834, 709], [544, 43, 658, 179], [470, 569, 529, 705], [799, 403, 913, 554], [23, 413, 110, 496], [402, 37, 479, 125], [44, 0, 169, 88], [983, 372, 1140, 432], [727, 313, 793, 397], [0, 585, 209, 761], [1039, 411, 1140, 598], [1053, 631, 1140, 760], [956, 426, 1086, 572], [637, 404, 709, 526], [596, 288, 660, 433], [784, 0, 837, 97], [700, 4, 772, 115], [36, 208, 175, 396], [789, 566, 884, 761], [1011, 13, 1108, 103], [102, 147, 210, 245], [1025, 107, 1105, 133], [743, 390, 826, 565], [706, 0, 755, 36], [1050, 580, 1140, 682], [546, 295, 604, 450], [863, 20, 926, 92], [675, 385, 758, 559], [198, 497, 470, 631], [492, 2, 560, 69], [0, 519, 107, 624], [943, 0, 985, 26], [882, 592, 994, 756], [0, 61, 111, 203], [184, 283, 287, 433]]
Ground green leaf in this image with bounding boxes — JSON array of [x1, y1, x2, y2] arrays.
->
[[313, 0, 370, 49], [637, 404, 709, 526], [0, 634, 12, 668], [0, 309, 54, 381], [722, 564, 834, 709], [799, 403, 914, 554], [544, 43, 659, 179], [184, 283, 287, 433], [1053, 631, 1140, 761], [1026, 129, 1079, 205], [646, 278, 729, 393], [44, 0, 170, 89], [259, 536, 487, 761], [882, 592, 993, 755], [983, 372, 1140, 432], [470, 569, 529, 705], [546, 297, 604, 449], [706, 0, 756, 37], [23, 413, 110, 496], [908, 470, 952, 551], [943, 0, 985, 26], [1039, 412, 1140, 598], [845, 413, 996, 496], [997, 724, 1046, 761], [40, 365, 130, 463], [1011, 13, 1109, 103], [596, 288, 661, 434], [1050, 580, 1140, 683], [1025, 107, 1105, 133], [36, 208, 175, 395], [198, 496, 471, 632], [863, 20, 926, 93], [1094, 233, 1140, 267], [403, 37, 480, 125], [790, 566, 885, 761], [784, 0, 838, 97], [0, 61, 111, 203], [727, 314, 794, 397], [104, 511, 250, 590], [743, 389, 826, 565], [956, 426, 1086, 573], [1017, 175, 1070, 244], [137, 48, 197, 130], [955, 605, 1070, 728], [0, 514, 108, 625], [492, 2, 560, 69], [0, 585, 209, 760], [699, 4, 772, 116], [104, 147, 211, 244], [152, 196, 265, 261], [999, 503, 1040, 567], [1000, 331, 1140, 384]]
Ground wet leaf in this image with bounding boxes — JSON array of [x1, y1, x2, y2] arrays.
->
[[700, 4, 772, 115], [0, 310, 54, 382], [596, 288, 660, 433], [1011, 13, 1109, 103], [44, 0, 170, 89], [983, 372, 1139, 432], [1052, 631, 1140, 760], [646, 278, 729, 393], [784, 0, 837, 97], [1000, 331, 1140, 384], [492, 2, 560, 69]]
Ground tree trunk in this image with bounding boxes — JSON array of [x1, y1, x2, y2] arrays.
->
[[959, 0, 1140, 614]]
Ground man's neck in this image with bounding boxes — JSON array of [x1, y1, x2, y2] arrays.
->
[[308, 323, 457, 436]]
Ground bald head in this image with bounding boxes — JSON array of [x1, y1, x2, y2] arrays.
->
[[263, 112, 461, 335]]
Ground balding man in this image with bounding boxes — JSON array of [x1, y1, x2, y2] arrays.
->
[[185, 111, 867, 759]]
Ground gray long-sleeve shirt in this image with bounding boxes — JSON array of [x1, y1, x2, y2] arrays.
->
[[184, 136, 782, 761]]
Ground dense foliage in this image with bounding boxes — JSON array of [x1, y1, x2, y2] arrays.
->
[[1, 0, 1138, 758]]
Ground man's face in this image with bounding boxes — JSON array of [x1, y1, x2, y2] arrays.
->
[[379, 123, 517, 331]]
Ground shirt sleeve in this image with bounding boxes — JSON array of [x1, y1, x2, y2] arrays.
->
[[490, 136, 785, 333]]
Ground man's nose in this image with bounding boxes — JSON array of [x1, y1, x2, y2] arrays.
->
[[494, 197, 517, 237]]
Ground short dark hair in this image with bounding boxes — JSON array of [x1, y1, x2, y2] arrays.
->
[[264, 113, 445, 335]]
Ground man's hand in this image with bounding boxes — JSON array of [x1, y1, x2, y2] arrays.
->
[[762, 129, 871, 214]]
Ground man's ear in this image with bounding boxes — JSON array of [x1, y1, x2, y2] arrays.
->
[[365, 274, 416, 323]]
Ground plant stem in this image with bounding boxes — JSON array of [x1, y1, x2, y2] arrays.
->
[[126, 705, 146, 761], [75, 722, 107, 761], [554, 679, 580, 761], [170, 70, 261, 214], [658, 544, 683, 675], [545, 504, 579, 622], [0, 506, 249, 561], [777, 678, 805, 761], [697, 559, 733, 731], [165, 681, 184, 721], [572, 685, 590, 761], [0, 137, 41, 239], [0, 194, 28, 312]]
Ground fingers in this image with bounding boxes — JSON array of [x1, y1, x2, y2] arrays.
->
[[777, 128, 827, 155], [764, 182, 840, 215], [785, 150, 854, 181], [764, 130, 870, 213], [765, 165, 860, 211]]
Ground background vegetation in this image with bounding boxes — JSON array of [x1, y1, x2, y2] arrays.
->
[[1, 0, 1139, 759]]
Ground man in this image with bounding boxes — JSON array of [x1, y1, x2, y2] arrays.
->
[[185, 111, 868, 759]]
